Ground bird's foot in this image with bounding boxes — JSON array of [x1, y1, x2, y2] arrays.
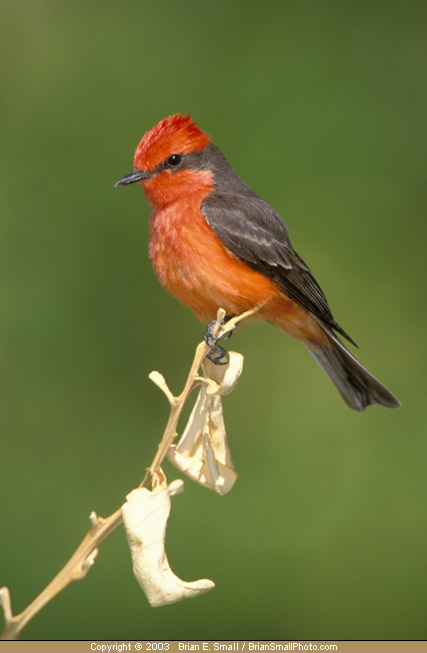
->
[[204, 315, 235, 365]]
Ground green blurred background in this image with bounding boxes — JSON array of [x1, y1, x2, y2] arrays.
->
[[1, 0, 426, 641]]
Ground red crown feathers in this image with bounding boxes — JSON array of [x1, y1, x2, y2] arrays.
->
[[134, 114, 210, 171]]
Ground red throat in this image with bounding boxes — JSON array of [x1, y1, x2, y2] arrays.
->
[[143, 168, 214, 209]]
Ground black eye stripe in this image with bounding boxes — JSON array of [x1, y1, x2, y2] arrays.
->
[[153, 153, 184, 175], [152, 147, 209, 176]]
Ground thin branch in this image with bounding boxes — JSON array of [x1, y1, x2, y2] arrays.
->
[[0, 306, 258, 640]]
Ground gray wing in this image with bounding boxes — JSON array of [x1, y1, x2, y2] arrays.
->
[[201, 190, 356, 345]]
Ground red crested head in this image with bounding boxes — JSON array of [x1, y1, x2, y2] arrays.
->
[[133, 114, 210, 172], [115, 114, 215, 207]]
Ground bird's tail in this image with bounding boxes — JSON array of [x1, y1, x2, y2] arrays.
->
[[307, 331, 400, 412]]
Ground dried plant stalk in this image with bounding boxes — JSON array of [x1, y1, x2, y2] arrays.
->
[[0, 306, 258, 640]]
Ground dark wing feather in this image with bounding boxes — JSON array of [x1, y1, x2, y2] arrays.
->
[[201, 190, 356, 346]]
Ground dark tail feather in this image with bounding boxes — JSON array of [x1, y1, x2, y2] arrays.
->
[[307, 332, 400, 412]]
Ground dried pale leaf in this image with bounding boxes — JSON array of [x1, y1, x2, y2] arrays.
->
[[208, 395, 234, 466], [122, 485, 214, 607], [167, 391, 238, 495], [204, 351, 244, 395], [169, 383, 211, 457], [166, 350, 243, 494], [201, 431, 238, 495]]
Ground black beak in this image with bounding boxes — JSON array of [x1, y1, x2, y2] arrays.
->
[[114, 169, 152, 187]]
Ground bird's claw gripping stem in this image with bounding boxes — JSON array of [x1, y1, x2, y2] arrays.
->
[[204, 317, 234, 365]]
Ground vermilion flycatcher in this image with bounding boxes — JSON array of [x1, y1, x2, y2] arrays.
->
[[115, 114, 399, 412]]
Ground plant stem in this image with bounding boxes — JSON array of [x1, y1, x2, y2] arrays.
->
[[0, 306, 257, 640]]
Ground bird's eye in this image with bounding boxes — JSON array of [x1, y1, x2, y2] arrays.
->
[[167, 154, 182, 167]]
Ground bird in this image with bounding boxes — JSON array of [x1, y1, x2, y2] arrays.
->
[[115, 114, 400, 412]]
